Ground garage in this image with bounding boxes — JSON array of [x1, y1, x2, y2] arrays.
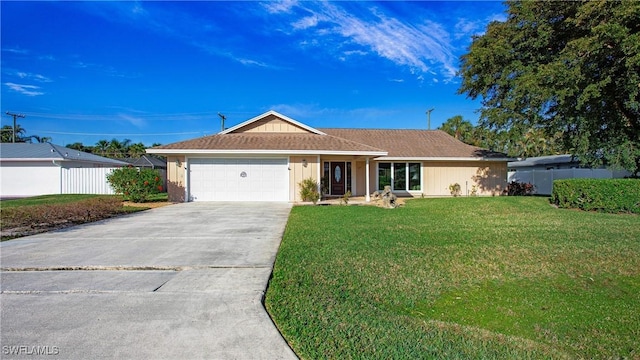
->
[[188, 158, 289, 202]]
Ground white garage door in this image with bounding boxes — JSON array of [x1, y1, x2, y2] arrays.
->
[[189, 158, 289, 202]]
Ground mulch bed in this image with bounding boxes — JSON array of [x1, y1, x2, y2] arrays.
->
[[1, 201, 174, 241]]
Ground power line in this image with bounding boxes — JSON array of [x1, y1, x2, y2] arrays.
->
[[29, 130, 206, 136], [5, 111, 26, 143], [11, 111, 257, 122]]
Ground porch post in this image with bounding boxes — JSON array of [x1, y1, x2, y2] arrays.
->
[[365, 157, 371, 202], [316, 155, 321, 195]]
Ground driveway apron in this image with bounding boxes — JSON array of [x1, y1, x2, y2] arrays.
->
[[0, 202, 297, 359]]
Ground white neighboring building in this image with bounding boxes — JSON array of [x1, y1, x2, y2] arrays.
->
[[508, 155, 631, 195], [0, 143, 128, 198]]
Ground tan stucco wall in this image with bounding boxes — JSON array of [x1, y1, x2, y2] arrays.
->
[[238, 115, 308, 133], [166, 156, 186, 202], [354, 161, 367, 197], [422, 161, 507, 196], [289, 156, 320, 202]]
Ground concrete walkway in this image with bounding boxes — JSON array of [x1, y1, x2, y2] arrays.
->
[[0, 202, 297, 359]]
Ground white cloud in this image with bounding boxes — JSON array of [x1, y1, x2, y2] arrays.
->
[[15, 71, 52, 83], [275, 2, 458, 80], [266, 103, 400, 124], [118, 114, 146, 128], [2, 47, 29, 54], [454, 18, 481, 39], [292, 15, 320, 30], [263, 0, 298, 14], [4, 83, 45, 96], [486, 12, 507, 23], [343, 50, 367, 57], [237, 57, 270, 68]]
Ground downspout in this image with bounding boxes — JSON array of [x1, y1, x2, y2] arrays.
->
[[184, 157, 189, 202]]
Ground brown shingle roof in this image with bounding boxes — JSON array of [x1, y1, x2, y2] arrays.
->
[[319, 128, 507, 159], [152, 132, 386, 153]]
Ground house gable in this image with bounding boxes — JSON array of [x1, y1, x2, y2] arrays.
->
[[221, 110, 326, 135]]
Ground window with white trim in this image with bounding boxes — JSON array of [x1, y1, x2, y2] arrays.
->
[[378, 162, 421, 191]]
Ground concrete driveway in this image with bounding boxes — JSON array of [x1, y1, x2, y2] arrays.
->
[[0, 202, 297, 359]]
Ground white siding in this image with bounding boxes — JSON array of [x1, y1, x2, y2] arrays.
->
[[0, 163, 61, 197]]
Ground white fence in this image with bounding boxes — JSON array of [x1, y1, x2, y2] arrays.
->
[[61, 167, 117, 195], [508, 169, 631, 195], [61, 167, 167, 195]]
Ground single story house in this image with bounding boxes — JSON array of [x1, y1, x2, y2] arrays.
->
[[121, 154, 167, 170], [508, 154, 631, 195], [147, 110, 510, 202], [0, 143, 128, 198], [121, 155, 168, 189], [508, 154, 581, 171]]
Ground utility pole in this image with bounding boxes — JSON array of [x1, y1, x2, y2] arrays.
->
[[426, 108, 434, 130], [217, 113, 226, 132], [5, 111, 26, 143]]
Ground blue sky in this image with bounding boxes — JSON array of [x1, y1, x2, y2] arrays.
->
[[1, 1, 506, 147]]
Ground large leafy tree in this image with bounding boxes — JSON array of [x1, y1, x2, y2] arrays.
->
[[440, 115, 563, 158], [459, 0, 640, 174]]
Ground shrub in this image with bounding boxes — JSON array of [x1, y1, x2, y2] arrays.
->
[[298, 178, 320, 204], [107, 166, 163, 203], [449, 183, 461, 197], [340, 190, 352, 205], [506, 181, 535, 196], [551, 178, 640, 214]]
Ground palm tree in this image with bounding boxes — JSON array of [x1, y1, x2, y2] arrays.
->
[[107, 138, 124, 158], [29, 135, 52, 143], [1, 125, 15, 142], [128, 142, 146, 158], [439, 115, 474, 144], [95, 139, 109, 156], [106, 138, 132, 158], [1, 124, 27, 143], [66, 142, 87, 152]]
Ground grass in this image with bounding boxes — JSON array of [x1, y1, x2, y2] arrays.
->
[[0, 194, 103, 208], [140, 192, 169, 202], [265, 197, 640, 359]]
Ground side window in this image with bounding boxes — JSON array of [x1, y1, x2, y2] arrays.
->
[[378, 163, 391, 190], [409, 163, 421, 191]]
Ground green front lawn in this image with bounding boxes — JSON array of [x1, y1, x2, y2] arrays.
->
[[265, 197, 640, 359]]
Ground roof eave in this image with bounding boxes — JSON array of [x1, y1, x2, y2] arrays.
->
[[220, 110, 327, 135], [0, 157, 127, 165], [147, 149, 387, 156], [374, 156, 513, 162]]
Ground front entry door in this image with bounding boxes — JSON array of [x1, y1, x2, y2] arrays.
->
[[330, 162, 345, 195]]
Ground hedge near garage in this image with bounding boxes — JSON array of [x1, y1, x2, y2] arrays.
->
[[551, 179, 640, 214]]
